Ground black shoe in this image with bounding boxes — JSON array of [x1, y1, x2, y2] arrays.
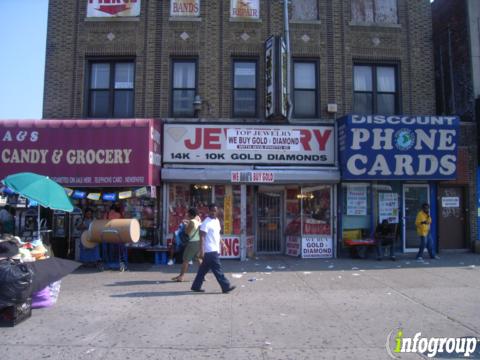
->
[[390, 256, 396, 261], [222, 286, 236, 294], [191, 288, 205, 293]]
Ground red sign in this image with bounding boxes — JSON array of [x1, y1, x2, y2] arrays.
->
[[0, 119, 161, 187], [220, 236, 240, 259]]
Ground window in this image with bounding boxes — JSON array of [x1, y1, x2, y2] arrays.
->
[[88, 61, 134, 118], [351, 0, 398, 24], [291, 0, 318, 21], [353, 64, 397, 114], [172, 60, 197, 117], [233, 60, 257, 117], [293, 61, 318, 118]]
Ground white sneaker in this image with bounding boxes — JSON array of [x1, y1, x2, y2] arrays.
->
[[188, 260, 193, 265], [416, 256, 423, 261], [167, 259, 174, 265]]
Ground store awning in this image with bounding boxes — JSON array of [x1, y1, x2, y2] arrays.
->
[[162, 168, 340, 184], [0, 119, 161, 187]]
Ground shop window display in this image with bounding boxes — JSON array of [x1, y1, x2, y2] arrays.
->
[[301, 186, 331, 236], [341, 182, 401, 251], [341, 183, 371, 244]]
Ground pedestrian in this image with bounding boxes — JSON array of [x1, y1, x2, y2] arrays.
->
[[171, 208, 202, 282], [105, 204, 122, 220], [191, 203, 236, 294], [374, 219, 396, 261], [415, 203, 439, 260]]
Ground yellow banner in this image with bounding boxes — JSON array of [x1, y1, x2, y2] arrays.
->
[[224, 187, 233, 235]]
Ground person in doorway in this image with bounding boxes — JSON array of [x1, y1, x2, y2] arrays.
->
[[171, 208, 202, 282], [191, 203, 236, 294], [415, 203, 439, 260], [374, 219, 396, 261], [77, 208, 94, 232], [105, 204, 122, 220]]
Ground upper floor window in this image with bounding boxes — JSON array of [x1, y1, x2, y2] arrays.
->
[[351, 0, 398, 24], [291, 0, 318, 21], [353, 64, 398, 114], [88, 61, 134, 118], [293, 61, 318, 118], [233, 60, 257, 117], [172, 60, 197, 117]]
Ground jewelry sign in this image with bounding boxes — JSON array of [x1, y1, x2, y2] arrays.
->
[[164, 124, 335, 165]]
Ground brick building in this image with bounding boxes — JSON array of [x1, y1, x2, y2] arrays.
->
[[431, 0, 479, 252], [39, 0, 472, 260]]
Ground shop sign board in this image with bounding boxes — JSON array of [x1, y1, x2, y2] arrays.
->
[[338, 115, 459, 180], [379, 192, 399, 224], [230, 0, 259, 19], [87, 0, 141, 17], [0, 119, 161, 187], [164, 124, 335, 165], [301, 236, 333, 258], [442, 197, 459, 208], [286, 236, 301, 256], [231, 171, 274, 183], [220, 236, 241, 259], [170, 0, 200, 17]]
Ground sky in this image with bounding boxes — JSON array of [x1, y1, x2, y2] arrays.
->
[[0, 1, 48, 120]]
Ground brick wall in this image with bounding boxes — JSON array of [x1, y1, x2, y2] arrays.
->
[[44, 0, 438, 120]]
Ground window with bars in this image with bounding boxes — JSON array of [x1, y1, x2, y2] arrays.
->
[[293, 60, 318, 118], [233, 60, 257, 117], [172, 59, 197, 117], [88, 61, 134, 118], [353, 64, 398, 114]]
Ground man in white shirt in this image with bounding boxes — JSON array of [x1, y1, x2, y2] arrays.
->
[[191, 203, 235, 294]]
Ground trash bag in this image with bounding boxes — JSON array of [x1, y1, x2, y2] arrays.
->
[[0, 259, 34, 308]]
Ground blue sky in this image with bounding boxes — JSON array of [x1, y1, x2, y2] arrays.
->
[[0, 1, 48, 119]]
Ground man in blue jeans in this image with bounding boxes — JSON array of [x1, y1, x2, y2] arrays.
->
[[191, 203, 235, 294], [415, 203, 440, 260]]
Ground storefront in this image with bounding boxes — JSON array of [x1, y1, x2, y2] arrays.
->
[[0, 119, 162, 259], [162, 123, 340, 260], [337, 115, 460, 256]]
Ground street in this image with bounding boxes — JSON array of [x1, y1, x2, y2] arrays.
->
[[1, 253, 480, 359]]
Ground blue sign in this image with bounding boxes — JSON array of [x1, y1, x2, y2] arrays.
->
[[102, 193, 117, 201], [72, 190, 86, 199], [338, 115, 459, 180]]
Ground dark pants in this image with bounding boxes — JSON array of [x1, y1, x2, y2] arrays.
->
[[416, 234, 435, 259], [191, 251, 231, 292], [376, 240, 395, 259]]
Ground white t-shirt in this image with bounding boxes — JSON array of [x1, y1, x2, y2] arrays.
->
[[199, 216, 221, 253]]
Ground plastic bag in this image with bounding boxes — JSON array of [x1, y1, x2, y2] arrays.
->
[[0, 259, 34, 308]]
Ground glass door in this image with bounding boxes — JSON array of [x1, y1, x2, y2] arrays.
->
[[402, 184, 429, 252]]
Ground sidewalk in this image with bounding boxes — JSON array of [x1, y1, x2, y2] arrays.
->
[[1, 253, 480, 359]]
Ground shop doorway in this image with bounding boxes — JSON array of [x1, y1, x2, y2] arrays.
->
[[403, 184, 429, 252], [256, 191, 283, 253], [438, 186, 466, 249]]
